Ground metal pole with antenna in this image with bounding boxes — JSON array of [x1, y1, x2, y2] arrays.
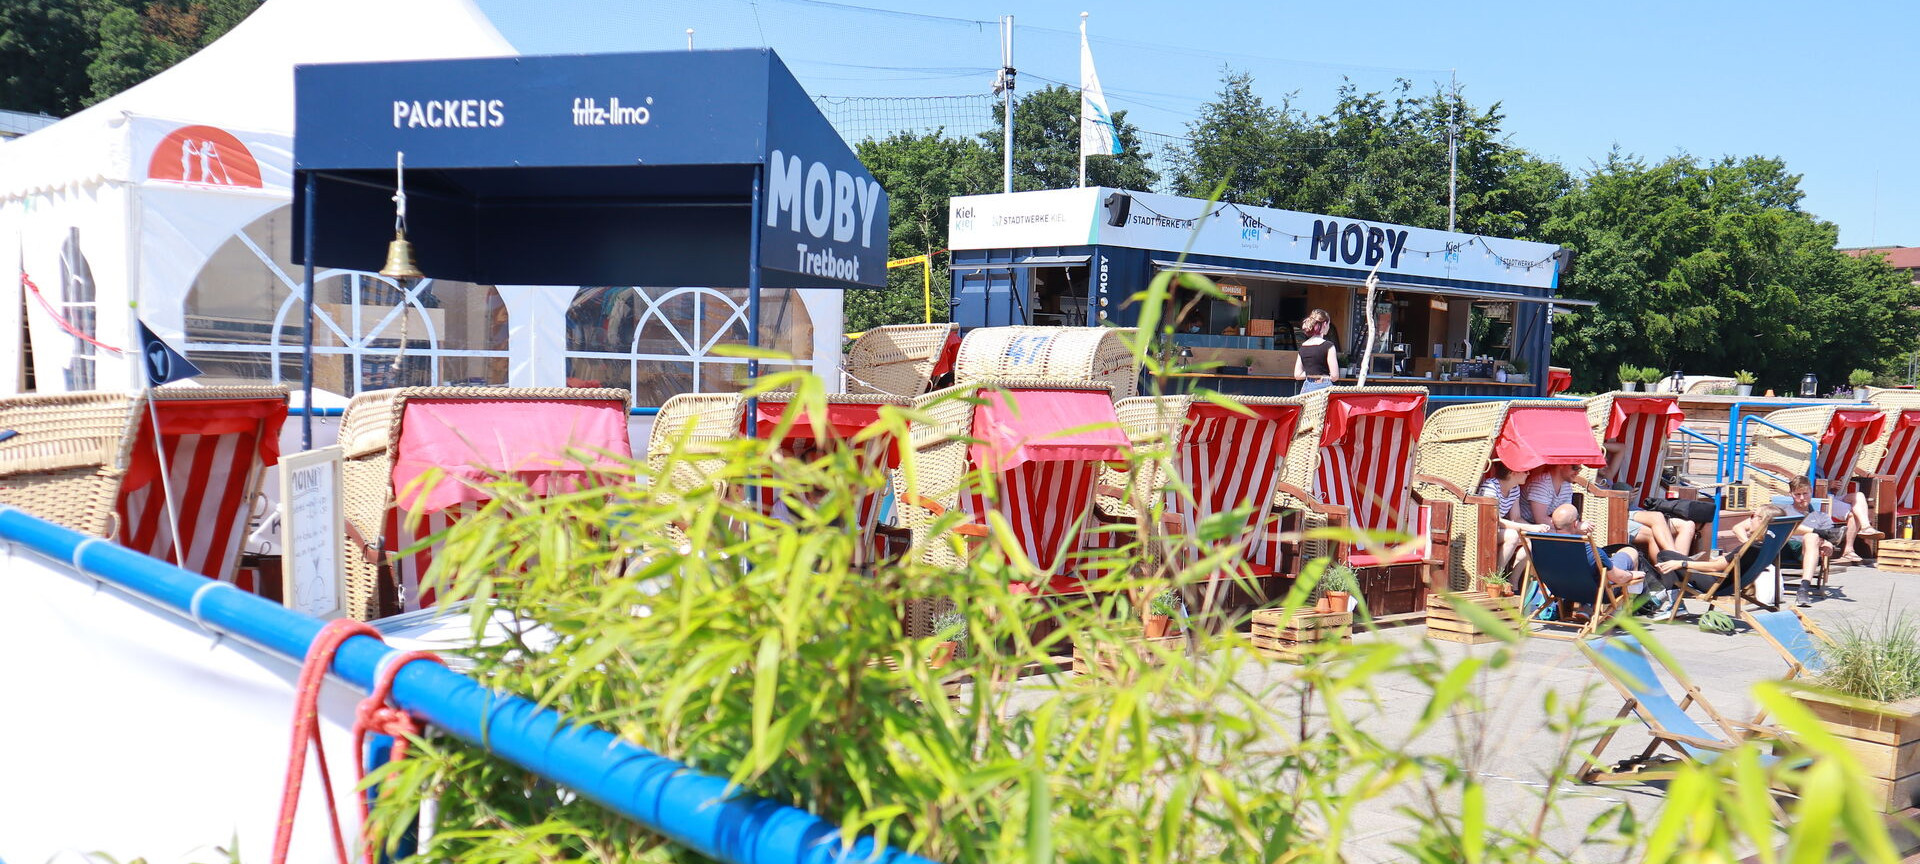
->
[[686, 28, 695, 51], [999, 15, 1015, 194], [1447, 69, 1458, 233]]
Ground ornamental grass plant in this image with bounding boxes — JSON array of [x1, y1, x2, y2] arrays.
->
[[360, 246, 1909, 864], [1814, 616, 1920, 704]]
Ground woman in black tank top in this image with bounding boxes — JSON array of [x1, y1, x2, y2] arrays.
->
[[1293, 308, 1340, 393]]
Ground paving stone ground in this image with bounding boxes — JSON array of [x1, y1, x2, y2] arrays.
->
[[1003, 561, 1920, 860]]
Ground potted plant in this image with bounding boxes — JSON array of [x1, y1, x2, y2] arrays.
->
[[1734, 370, 1756, 396], [1851, 369, 1875, 401], [1637, 366, 1666, 391], [1480, 570, 1513, 598], [1794, 617, 1920, 811], [930, 609, 966, 669], [1144, 590, 1183, 638], [1617, 362, 1639, 392], [1318, 564, 1358, 613]]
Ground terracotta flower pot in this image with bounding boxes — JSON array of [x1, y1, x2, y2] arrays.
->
[[1326, 592, 1351, 613], [1144, 614, 1173, 639], [1314, 596, 1333, 613], [930, 640, 958, 669]]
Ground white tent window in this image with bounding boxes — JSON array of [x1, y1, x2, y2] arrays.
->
[[564, 286, 812, 407], [182, 207, 508, 395], [58, 228, 98, 391]]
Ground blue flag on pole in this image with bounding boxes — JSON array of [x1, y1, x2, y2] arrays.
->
[[138, 321, 202, 387]]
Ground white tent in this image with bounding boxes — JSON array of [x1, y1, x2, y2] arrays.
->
[[0, 0, 843, 402]]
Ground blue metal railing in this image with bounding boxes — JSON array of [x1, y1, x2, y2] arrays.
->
[[0, 507, 932, 864], [1674, 425, 1729, 546], [1735, 414, 1819, 486]]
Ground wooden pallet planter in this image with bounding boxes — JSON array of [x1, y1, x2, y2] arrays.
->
[[1425, 591, 1524, 645], [1072, 635, 1186, 677], [1249, 609, 1352, 663], [1795, 692, 1920, 812], [1879, 539, 1920, 574]]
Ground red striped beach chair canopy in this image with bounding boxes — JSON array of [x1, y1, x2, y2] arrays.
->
[[1314, 391, 1427, 553], [965, 386, 1128, 594], [1600, 396, 1685, 503], [1876, 410, 1920, 517], [123, 392, 288, 583], [1817, 408, 1886, 485], [1172, 400, 1300, 576]]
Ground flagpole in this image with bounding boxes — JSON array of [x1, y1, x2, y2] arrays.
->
[[142, 390, 188, 569], [1078, 12, 1088, 189]]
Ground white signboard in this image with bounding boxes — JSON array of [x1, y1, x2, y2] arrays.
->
[[279, 446, 345, 619], [948, 187, 1563, 291]]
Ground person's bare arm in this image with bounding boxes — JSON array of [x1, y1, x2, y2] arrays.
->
[[1293, 353, 1304, 380]]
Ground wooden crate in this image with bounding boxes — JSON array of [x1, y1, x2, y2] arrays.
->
[[1249, 609, 1352, 663], [1797, 692, 1920, 811], [1880, 539, 1920, 574], [1072, 635, 1186, 677], [1424, 591, 1523, 645]]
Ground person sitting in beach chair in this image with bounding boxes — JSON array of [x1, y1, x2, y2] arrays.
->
[[1652, 505, 1800, 618], [1522, 504, 1649, 636], [1773, 476, 1843, 604], [1595, 439, 1687, 558], [1477, 460, 1545, 576]]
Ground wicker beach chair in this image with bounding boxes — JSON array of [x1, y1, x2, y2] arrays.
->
[[1579, 392, 1686, 543], [1266, 386, 1437, 617], [1856, 389, 1920, 538], [743, 392, 913, 565], [1098, 394, 1304, 611], [1736, 403, 1885, 517], [843, 323, 957, 396], [0, 386, 287, 585], [1414, 399, 1612, 592], [337, 386, 632, 620], [892, 379, 1129, 634], [951, 325, 1141, 400]]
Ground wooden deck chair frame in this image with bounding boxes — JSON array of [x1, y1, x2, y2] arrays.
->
[[1740, 606, 1836, 724], [1857, 389, 1920, 540], [951, 326, 1141, 399], [1521, 532, 1631, 640], [1414, 398, 1626, 593], [743, 391, 913, 567], [842, 323, 956, 396], [338, 386, 632, 620], [1271, 386, 1444, 619], [1579, 635, 1788, 788], [0, 386, 287, 585], [891, 378, 1122, 638], [1097, 394, 1304, 617], [1668, 514, 1804, 620]]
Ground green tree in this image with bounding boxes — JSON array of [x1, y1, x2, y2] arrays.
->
[[87, 0, 260, 104], [1175, 73, 1568, 238], [982, 83, 1158, 193], [0, 0, 100, 115], [846, 130, 997, 332], [1545, 152, 1920, 392]]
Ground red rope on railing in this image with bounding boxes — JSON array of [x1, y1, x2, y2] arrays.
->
[[271, 618, 447, 864], [19, 271, 124, 354]]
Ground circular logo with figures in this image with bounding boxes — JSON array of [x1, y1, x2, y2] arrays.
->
[[147, 125, 262, 188]]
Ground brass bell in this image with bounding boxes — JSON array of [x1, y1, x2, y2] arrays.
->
[[379, 231, 424, 282]]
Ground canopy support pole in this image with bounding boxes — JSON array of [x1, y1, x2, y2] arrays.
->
[[300, 173, 316, 451], [745, 164, 762, 440]]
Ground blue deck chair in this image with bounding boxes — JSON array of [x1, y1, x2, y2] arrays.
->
[[1669, 514, 1803, 620], [1579, 635, 1791, 785], [1522, 532, 1630, 639], [1741, 607, 1836, 723]]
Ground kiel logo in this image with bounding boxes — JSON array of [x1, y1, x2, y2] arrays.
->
[[953, 205, 975, 231], [147, 125, 262, 189], [1308, 219, 1409, 269]]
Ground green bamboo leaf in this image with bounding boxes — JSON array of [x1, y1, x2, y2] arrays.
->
[[1026, 767, 1053, 864], [751, 632, 780, 771]]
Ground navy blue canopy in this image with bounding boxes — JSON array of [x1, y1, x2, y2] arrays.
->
[[291, 49, 886, 289]]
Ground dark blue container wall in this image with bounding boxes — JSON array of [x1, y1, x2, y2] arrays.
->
[[953, 245, 1089, 327]]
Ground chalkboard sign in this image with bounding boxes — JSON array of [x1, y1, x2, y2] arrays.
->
[[279, 447, 345, 620]]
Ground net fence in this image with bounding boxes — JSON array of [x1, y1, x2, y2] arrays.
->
[[812, 93, 1191, 193]]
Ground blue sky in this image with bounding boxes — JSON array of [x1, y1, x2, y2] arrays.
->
[[478, 0, 1916, 248]]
